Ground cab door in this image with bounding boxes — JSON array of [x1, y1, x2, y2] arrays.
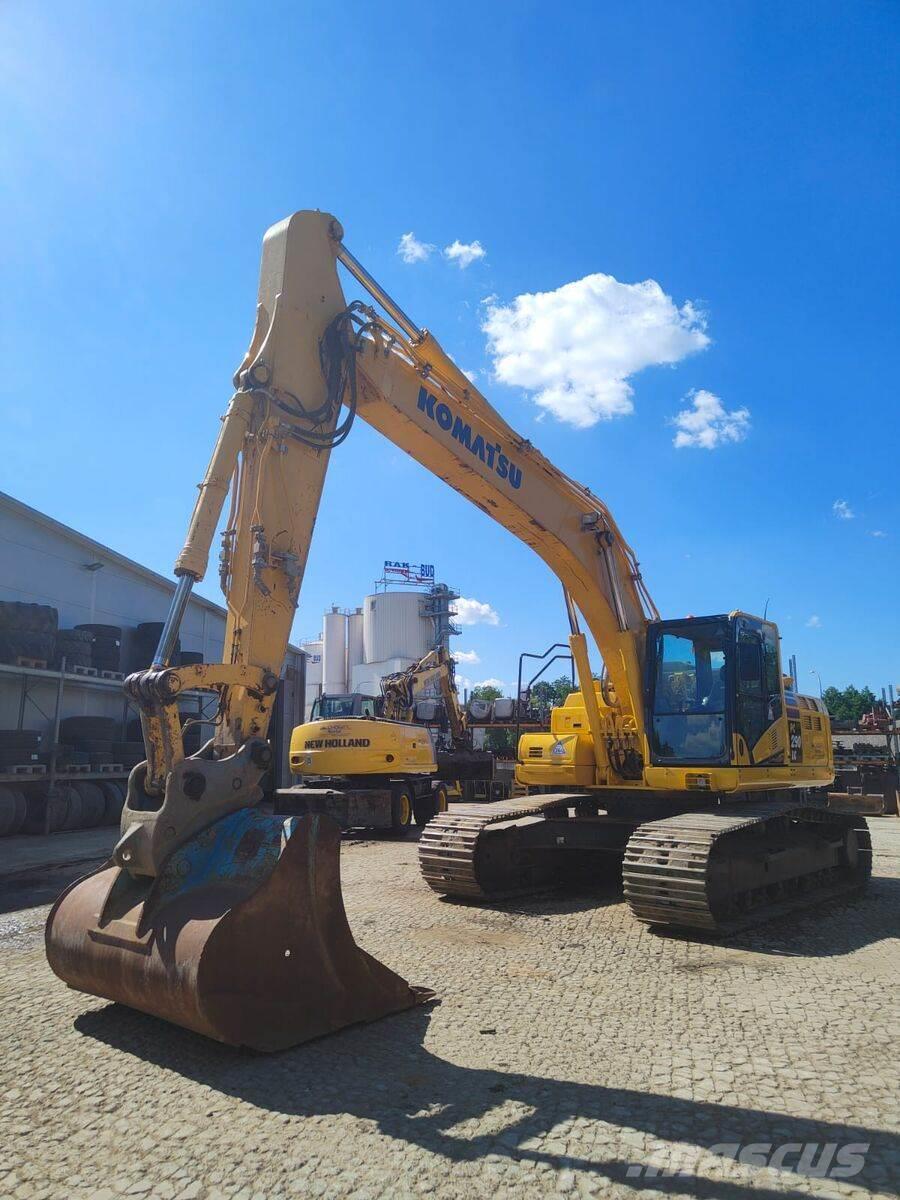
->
[[734, 620, 768, 761]]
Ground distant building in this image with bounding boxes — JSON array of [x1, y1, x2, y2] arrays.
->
[[0, 491, 305, 786], [301, 582, 459, 711]]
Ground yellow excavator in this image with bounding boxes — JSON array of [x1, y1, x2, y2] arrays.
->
[[281, 647, 460, 832], [45, 210, 870, 1051]]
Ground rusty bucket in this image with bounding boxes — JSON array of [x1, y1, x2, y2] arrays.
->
[[45, 809, 432, 1051]]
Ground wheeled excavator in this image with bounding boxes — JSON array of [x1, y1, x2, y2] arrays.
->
[[46, 210, 871, 1051], [281, 647, 460, 833]]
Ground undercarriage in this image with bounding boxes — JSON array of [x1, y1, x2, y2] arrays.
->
[[419, 791, 872, 934]]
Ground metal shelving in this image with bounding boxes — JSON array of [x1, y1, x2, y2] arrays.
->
[[0, 659, 217, 833]]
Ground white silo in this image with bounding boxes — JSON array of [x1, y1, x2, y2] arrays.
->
[[301, 638, 323, 688], [301, 637, 323, 715], [363, 592, 430, 663], [322, 607, 348, 694], [347, 607, 364, 674]]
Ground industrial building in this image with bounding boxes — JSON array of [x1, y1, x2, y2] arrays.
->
[[301, 579, 459, 712], [0, 491, 305, 789]]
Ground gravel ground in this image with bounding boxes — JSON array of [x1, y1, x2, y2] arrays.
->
[[1, 819, 898, 1200]]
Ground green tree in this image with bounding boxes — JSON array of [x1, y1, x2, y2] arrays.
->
[[529, 675, 575, 710], [822, 684, 878, 724]]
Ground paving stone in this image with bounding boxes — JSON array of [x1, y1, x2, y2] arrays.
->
[[1, 821, 898, 1200]]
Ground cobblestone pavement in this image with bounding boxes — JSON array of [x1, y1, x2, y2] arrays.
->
[[1, 820, 898, 1200]]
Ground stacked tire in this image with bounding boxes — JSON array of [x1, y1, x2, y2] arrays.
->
[[0, 601, 58, 667], [20, 779, 127, 834], [59, 715, 119, 770], [114, 720, 146, 769], [0, 786, 27, 836], [125, 622, 179, 675], [75, 624, 122, 673], [99, 780, 126, 825], [53, 628, 93, 671], [0, 729, 42, 771], [22, 785, 78, 834]]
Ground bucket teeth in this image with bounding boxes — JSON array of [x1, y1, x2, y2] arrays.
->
[[45, 809, 432, 1051]]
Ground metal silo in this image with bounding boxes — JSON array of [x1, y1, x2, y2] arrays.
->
[[363, 592, 430, 663], [347, 607, 365, 673], [322, 607, 348, 694], [301, 639, 323, 689]]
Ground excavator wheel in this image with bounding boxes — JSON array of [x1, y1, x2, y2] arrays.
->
[[45, 807, 432, 1051], [413, 784, 448, 828], [387, 784, 414, 837]]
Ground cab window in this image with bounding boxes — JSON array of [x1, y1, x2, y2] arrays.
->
[[651, 622, 727, 762], [311, 695, 356, 719]]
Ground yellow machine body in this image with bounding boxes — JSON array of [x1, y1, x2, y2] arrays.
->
[[290, 718, 436, 778], [518, 685, 607, 789], [518, 615, 834, 795]]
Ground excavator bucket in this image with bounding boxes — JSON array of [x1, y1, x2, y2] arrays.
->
[[45, 808, 432, 1051]]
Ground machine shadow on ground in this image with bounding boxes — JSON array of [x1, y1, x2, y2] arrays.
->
[[439, 874, 899, 960], [76, 1005, 896, 1200], [0, 859, 109, 915], [649, 877, 900, 960]]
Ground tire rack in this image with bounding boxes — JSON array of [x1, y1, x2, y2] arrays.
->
[[0, 659, 219, 834]]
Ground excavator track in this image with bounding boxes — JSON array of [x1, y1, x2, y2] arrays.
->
[[419, 795, 577, 899], [422, 796, 872, 937], [623, 801, 872, 934]]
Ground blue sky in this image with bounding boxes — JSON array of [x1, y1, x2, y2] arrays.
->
[[1, 1, 897, 695]]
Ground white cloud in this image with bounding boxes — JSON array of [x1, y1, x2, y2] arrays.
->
[[455, 597, 500, 626], [475, 677, 505, 690], [453, 649, 481, 665], [482, 273, 709, 428], [462, 367, 478, 382], [397, 232, 435, 264], [869, 529, 887, 538], [832, 499, 854, 520], [806, 615, 822, 628], [672, 390, 750, 449], [456, 674, 473, 693], [444, 239, 486, 269]]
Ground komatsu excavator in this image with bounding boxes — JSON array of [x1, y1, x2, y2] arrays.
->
[[46, 210, 871, 1051]]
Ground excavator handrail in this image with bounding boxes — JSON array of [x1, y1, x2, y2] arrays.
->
[[514, 643, 576, 762]]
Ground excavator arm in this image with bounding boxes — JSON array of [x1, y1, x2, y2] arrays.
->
[[109, 213, 356, 876], [380, 647, 467, 746]]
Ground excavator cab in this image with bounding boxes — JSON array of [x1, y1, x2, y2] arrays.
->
[[645, 612, 830, 771]]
